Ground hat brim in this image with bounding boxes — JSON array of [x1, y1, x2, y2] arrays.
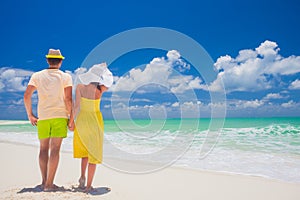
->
[[46, 55, 65, 59], [99, 70, 113, 88], [78, 73, 100, 85], [78, 70, 113, 87]]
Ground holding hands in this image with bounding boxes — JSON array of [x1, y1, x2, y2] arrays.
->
[[68, 120, 75, 131]]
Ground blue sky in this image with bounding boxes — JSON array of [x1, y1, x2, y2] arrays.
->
[[0, 0, 300, 119]]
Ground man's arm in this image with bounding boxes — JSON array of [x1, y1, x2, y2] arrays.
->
[[64, 86, 73, 117], [24, 85, 38, 126]]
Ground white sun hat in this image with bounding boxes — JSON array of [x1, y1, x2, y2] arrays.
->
[[45, 49, 65, 59], [78, 62, 113, 87]]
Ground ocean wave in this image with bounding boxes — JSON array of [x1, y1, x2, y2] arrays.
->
[[222, 123, 300, 135], [0, 120, 30, 125]]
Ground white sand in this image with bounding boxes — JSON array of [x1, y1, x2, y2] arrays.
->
[[0, 141, 299, 200]]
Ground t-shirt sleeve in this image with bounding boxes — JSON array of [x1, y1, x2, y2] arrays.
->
[[28, 73, 38, 87], [64, 73, 73, 87]]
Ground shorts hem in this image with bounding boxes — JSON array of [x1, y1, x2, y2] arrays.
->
[[38, 135, 67, 140]]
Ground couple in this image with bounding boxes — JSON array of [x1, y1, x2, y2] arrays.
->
[[24, 49, 113, 192]]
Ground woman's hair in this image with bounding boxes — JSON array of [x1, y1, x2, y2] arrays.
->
[[90, 82, 102, 91], [47, 58, 63, 65]]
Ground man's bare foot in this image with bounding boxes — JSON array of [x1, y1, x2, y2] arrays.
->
[[44, 184, 63, 192], [38, 184, 44, 190]]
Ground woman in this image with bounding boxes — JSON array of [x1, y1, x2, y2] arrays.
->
[[68, 63, 113, 193]]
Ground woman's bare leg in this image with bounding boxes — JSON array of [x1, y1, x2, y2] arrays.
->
[[81, 157, 88, 178], [86, 163, 96, 191], [79, 157, 88, 188]]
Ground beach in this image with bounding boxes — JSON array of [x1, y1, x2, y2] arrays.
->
[[1, 142, 300, 200]]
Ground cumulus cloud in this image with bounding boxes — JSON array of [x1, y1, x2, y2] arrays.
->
[[210, 40, 300, 93], [110, 50, 200, 94], [0, 67, 33, 92], [289, 79, 300, 90], [281, 100, 296, 108], [12, 99, 24, 105], [263, 93, 285, 101], [171, 102, 180, 107], [234, 99, 264, 109], [65, 67, 87, 82], [108, 99, 206, 119]]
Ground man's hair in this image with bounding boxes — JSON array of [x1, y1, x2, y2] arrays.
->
[[47, 58, 63, 65]]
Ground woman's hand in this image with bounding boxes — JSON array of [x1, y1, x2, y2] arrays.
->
[[68, 120, 75, 131]]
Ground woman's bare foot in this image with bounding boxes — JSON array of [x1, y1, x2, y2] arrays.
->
[[84, 186, 93, 194], [79, 177, 86, 189]]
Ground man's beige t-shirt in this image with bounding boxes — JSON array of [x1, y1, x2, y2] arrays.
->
[[28, 69, 72, 120]]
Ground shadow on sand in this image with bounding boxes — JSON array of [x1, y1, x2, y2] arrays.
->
[[71, 186, 111, 195], [17, 185, 72, 193], [17, 185, 111, 196]]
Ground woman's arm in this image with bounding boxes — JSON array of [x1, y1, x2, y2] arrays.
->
[[100, 85, 108, 93]]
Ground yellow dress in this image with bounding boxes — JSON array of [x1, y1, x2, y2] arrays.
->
[[73, 97, 104, 164]]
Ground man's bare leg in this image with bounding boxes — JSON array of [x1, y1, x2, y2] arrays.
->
[[44, 137, 63, 190], [39, 138, 50, 187]]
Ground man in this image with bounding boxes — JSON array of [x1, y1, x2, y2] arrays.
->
[[24, 49, 72, 191]]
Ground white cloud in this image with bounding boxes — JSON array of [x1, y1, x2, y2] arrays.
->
[[167, 50, 181, 60], [235, 99, 264, 109], [267, 56, 300, 75], [263, 93, 284, 101], [169, 75, 201, 93], [131, 98, 153, 103], [289, 79, 300, 90], [223, 98, 300, 117], [182, 101, 194, 107], [171, 101, 203, 108], [210, 40, 300, 93], [65, 67, 87, 83], [0, 67, 34, 92], [103, 104, 111, 109], [171, 102, 179, 107], [281, 100, 296, 108], [12, 99, 24, 105], [188, 77, 206, 90], [0, 82, 4, 90], [235, 49, 257, 62], [255, 40, 279, 57], [107, 99, 207, 119], [110, 50, 200, 94]]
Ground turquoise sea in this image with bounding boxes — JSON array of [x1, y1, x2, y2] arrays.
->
[[0, 117, 299, 182]]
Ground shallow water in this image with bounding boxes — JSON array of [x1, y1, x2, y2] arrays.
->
[[0, 117, 299, 182]]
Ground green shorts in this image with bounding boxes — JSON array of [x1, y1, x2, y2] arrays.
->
[[37, 118, 68, 139]]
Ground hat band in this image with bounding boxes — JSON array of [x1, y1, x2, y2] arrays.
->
[[46, 55, 65, 59]]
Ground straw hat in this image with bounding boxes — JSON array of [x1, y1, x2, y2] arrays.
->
[[45, 49, 65, 59], [79, 62, 113, 88]]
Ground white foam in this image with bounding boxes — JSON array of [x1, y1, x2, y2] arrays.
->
[[0, 120, 30, 125]]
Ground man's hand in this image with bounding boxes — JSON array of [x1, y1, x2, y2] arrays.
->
[[28, 115, 38, 126]]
